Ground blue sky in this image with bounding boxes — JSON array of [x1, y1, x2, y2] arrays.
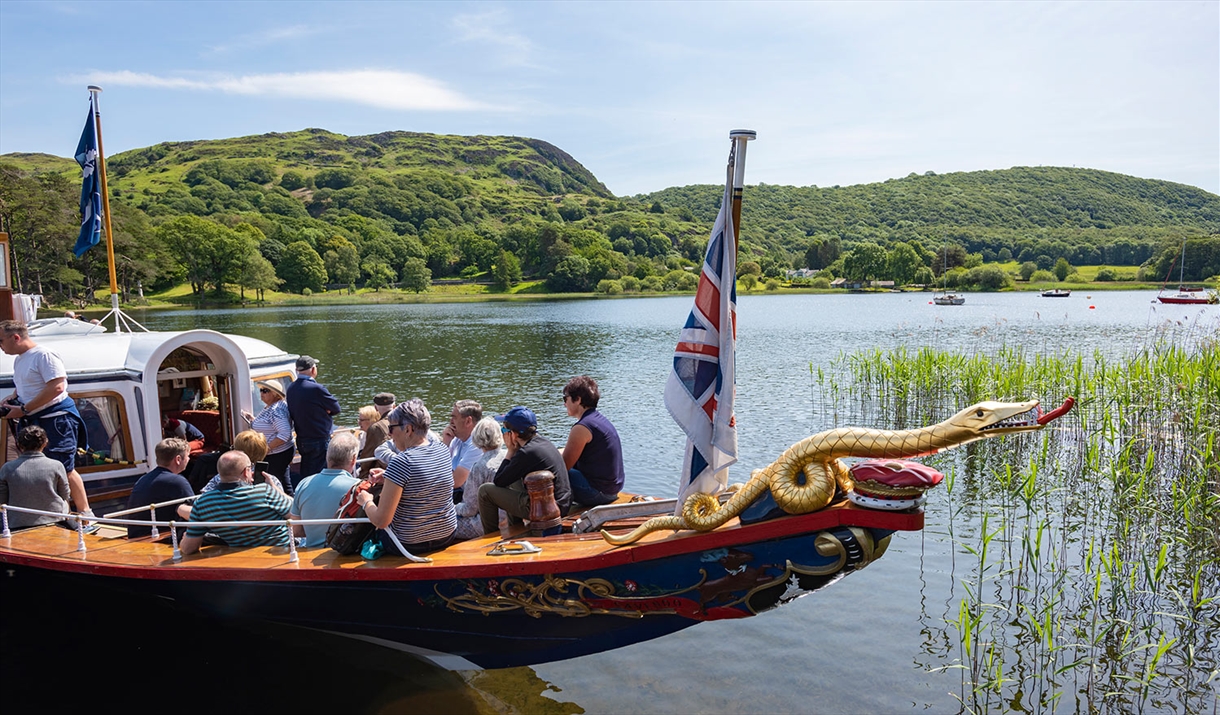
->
[[1, 1, 1216, 196]]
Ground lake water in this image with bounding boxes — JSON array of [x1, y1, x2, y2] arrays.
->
[[5, 290, 1216, 714]]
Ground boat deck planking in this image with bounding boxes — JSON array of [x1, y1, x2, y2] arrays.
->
[[0, 501, 921, 581]]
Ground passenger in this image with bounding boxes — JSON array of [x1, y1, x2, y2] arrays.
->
[[0, 320, 93, 520], [478, 406, 571, 536], [357, 399, 457, 554], [241, 381, 293, 485], [373, 392, 396, 417], [0, 425, 70, 529], [561, 376, 625, 506], [355, 405, 388, 479], [179, 450, 292, 555], [441, 400, 482, 503], [184, 431, 285, 515], [453, 417, 507, 540], [162, 414, 205, 443], [125, 438, 192, 539], [289, 431, 363, 547], [286, 355, 341, 490]]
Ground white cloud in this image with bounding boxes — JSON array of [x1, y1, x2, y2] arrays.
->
[[450, 9, 536, 67], [204, 25, 323, 56], [66, 69, 491, 111]]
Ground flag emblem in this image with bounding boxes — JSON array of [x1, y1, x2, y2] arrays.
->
[[74, 98, 103, 257]]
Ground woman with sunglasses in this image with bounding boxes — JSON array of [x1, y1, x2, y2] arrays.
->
[[358, 399, 457, 554], [242, 381, 294, 487]]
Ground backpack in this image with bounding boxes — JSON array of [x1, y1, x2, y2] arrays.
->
[[325, 479, 382, 555]]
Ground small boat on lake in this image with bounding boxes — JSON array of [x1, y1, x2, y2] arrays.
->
[[1040, 288, 1071, 298], [933, 294, 966, 306], [1157, 240, 1218, 305]]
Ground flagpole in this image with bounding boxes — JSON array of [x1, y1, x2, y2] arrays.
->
[[728, 130, 755, 251], [85, 86, 147, 333], [88, 86, 120, 316]]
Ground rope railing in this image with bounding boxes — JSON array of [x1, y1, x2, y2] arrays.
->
[[0, 504, 429, 564]]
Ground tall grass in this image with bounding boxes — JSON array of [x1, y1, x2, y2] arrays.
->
[[820, 337, 1219, 713]]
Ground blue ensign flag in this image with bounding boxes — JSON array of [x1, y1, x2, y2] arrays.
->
[[663, 161, 738, 508], [73, 99, 103, 257]]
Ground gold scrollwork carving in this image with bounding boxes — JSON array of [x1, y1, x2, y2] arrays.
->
[[435, 572, 708, 618]]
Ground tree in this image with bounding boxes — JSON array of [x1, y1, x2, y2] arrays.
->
[[740, 274, 759, 291], [158, 215, 257, 296], [547, 255, 592, 292], [737, 261, 762, 278], [400, 257, 431, 293], [1053, 257, 1071, 282], [843, 242, 888, 282], [278, 241, 328, 293], [887, 243, 922, 286], [492, 250, 522, 290], [362, 260, 395, 291], [1019, 261, 1038, 281], [279, 171, 305, 191], [931, 244, 969, 275], [239, 253, 281, 301], [323, 237, 360, 286]]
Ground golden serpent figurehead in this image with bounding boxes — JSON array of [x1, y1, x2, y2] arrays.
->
[[602, 397, 1074, 546]]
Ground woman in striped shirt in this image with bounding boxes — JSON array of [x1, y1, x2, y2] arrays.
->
[[359, 399, 457, 554], [242, 380, 294, 485]]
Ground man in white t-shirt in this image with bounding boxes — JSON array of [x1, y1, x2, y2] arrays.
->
[[0, 320, 93, 518], [441, 399, 482, 502]]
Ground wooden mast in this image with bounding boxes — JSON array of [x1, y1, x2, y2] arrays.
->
[[87, 86, 119, 312], [728, 130, 755, 251]]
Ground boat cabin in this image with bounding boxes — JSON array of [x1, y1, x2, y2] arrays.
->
[[0, 323, 297, 504]]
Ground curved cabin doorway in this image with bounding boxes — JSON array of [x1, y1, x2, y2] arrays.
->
[[155, 344, 237, 487]]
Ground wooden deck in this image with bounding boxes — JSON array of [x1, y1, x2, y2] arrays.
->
[[0, 501, 923, 582]]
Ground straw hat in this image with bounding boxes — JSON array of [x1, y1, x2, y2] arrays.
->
[[256, 381, 285, 399]]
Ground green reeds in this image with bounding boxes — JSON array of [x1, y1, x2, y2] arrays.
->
[[821, 337, 1220, 713]]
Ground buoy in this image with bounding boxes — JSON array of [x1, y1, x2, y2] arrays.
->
[[1089, 305, 1095, 310]]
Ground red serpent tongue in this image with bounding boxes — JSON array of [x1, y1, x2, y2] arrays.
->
[[1036, 397, 1076, 425]]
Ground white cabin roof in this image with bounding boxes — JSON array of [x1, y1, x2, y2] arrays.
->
[[0, 329, 295, 381]]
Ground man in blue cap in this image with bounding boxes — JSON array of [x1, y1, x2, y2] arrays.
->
[[478, 406, 571, 535]]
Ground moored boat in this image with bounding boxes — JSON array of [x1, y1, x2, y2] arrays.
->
[[933, 293, 965, 305], [1040, 288, 1071, 298], [1157, 240, 1218, 305]]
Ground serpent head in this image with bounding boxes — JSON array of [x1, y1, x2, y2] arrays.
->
[[945, 399, 1047, 437]]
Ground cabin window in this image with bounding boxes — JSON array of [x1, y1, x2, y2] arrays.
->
[[0, 391, 133, 470], [76, 392, 134, 473]]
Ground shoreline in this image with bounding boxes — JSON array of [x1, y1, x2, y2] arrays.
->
[[50, 280, 1208, 314]]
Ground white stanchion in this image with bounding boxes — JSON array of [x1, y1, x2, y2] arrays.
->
[[75, 517, 86, 553], [149, 505, 160, 539], [1, 505, 10, 539], [170, 521, 181, 561], [287, 520, 299, 563]]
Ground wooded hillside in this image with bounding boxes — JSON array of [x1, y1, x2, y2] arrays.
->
[[1, 128, 1216, 304]]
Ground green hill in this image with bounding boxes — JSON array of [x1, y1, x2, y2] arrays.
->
[[1, 129, 1217, 305]]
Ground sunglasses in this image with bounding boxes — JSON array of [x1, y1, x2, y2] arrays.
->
[[259, 388, 271, 394]]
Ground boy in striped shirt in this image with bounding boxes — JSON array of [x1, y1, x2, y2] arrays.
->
[[180, 450, 292, 555]]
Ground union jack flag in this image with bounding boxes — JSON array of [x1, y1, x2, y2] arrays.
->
[[664, 159, 738, 508], [73, 97, 103, 257]]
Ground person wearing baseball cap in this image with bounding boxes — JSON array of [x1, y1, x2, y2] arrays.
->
[[477, 405, 571, 536], [285, 355, 341, 491]]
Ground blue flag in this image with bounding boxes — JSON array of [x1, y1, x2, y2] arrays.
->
[[73, 100, 103, 257]]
